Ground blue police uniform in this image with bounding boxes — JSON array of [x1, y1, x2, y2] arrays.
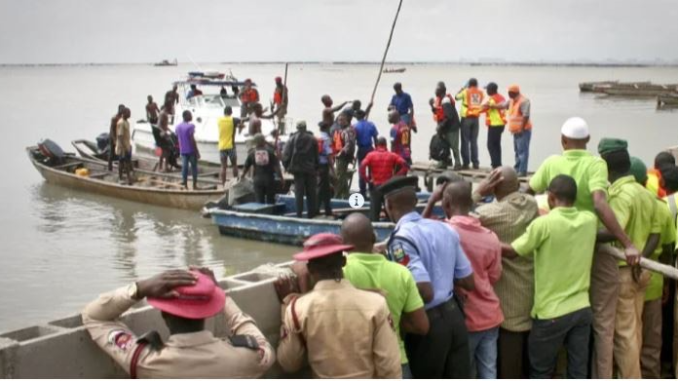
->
[[387, 212, 473, 309], [380, 175, 473, 378]]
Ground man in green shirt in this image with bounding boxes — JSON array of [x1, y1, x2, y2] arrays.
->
[[627, 156, 676, 378], [597, 141, 660, 379], [527, 117, 641, 379], [503, 174, 597, 378], [341, 213, 429, 379]]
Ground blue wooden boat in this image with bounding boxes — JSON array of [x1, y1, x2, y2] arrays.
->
[[208, 193, 445, 246]]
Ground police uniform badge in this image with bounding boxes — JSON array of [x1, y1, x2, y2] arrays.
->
[[391, 243, 410, 266], [108, 330, 133, 351]]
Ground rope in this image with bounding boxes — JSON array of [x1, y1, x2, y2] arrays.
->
[[369, 0, 405, 107]]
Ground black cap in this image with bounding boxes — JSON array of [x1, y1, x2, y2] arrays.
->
[[378, 175, 419, 197]]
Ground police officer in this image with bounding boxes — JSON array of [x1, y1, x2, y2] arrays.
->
[[82, 268, 275, 378], [380, 175, 475, 378], [275, 233, 402, 378]]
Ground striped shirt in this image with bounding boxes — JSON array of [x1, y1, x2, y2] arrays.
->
[[474, 192, 539, 332]]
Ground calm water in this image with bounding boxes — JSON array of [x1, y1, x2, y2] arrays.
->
[[1, 63, 677, 332]]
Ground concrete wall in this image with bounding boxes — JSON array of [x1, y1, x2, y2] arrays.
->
[[0, 263, 295, 378]]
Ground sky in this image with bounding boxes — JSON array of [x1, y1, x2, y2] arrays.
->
[[1, 0, 678, 65]]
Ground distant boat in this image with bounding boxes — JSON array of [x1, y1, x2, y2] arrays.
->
[[383, 67, 406, 74], [154, 59, 178, 67], [657, 93, 678, 109]]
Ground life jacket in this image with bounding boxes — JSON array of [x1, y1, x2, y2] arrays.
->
[[464, 87, 484, 118], [507, 95, 532, 134], [647, 169, 667, 198], [332, 129, 344, 154], [432, 94, 454, 122], [486, 94, 507, 127], [273, 87, 284, 105], [240, 88, 259, 103]]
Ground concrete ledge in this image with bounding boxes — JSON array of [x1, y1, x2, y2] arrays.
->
[[0, 261, 295, 378]]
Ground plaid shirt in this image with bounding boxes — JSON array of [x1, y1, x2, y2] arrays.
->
[[474, 192, 539, 332]]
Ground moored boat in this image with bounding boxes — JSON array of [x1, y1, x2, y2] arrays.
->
[[579, 80, 619, 92], [154, 59, 177, 67], [657, 93, 678, 109], [28, 142, 225, 210], [132, 72, 287, 165]]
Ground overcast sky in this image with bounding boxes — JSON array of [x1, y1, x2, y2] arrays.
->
[[1, 0, 677, 64]]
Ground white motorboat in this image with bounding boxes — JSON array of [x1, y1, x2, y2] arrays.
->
[[132, 72, 288, 165]]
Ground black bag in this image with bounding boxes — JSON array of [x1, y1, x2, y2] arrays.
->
[[429, 133, 451, 161]]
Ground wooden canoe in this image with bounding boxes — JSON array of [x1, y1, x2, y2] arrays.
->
[[28, 146, 225, 210], [71, 139, 222, 180]]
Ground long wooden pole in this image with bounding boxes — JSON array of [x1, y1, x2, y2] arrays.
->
[[598, 244, 678, 280], [369, 0, 405, 107]]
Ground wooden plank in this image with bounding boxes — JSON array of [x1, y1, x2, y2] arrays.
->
[[598, 244, 678, 280]]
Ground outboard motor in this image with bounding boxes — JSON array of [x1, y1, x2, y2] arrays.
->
[[96, 133, 111, 153], [37, 139, 66, 165]]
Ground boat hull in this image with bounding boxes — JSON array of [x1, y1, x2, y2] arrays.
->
[[211, 209, 394, 246], [28, 147, 223, 210]]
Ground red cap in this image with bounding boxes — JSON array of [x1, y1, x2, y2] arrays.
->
[[275, 76, 282, 83], [147, 271, 226, 319], [244, 78, 252, 84], [293, 233, 353, 261], [508, 84, 520, 93]]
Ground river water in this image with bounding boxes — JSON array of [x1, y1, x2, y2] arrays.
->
[[1, 63, 676, 332]]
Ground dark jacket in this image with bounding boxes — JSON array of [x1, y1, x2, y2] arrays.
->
[[283, 130, 319, 175], [439, 101, 461, 132]]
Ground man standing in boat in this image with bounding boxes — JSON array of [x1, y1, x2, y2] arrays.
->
[[218, 105, 243, 184], [116, 107, 133, 185], [241, 134, 283, 204], [239, 79, 259, 117], [283, 121, 319, 218], [108, 104, 125, 171], [389, 82, 415, 131], [164, 84, 179, 118], [176, 110, 200, 190], [353, 109, 379, 197], [332, 113, 356, 199], [272, 76, 288, 133], [321, 95, 349, 132]]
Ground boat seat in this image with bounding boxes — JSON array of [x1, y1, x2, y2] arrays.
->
[[233, 202, 286, 215]]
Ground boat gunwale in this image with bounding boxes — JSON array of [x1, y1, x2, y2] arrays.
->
[[209, 208, 396, 228], [27, 146, 224, 197]]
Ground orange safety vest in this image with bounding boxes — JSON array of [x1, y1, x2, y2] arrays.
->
[[332, 129, 344, 154], [485, 94, 507, 127], [273, 87, 285, 105], [647, 169, 667, 198], [432, 94, 454, 122], [240, 88, 259, 103], [507, 95, 532, 134], [465, 87, 484, 118]]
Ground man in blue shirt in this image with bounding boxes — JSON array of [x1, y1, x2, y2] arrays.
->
[[389, 83, 415, 131], [381, 175, 475, 378], [353, 109, 379, 197]]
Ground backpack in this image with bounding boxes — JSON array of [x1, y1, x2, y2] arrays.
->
[[429, 134, 451, 161]]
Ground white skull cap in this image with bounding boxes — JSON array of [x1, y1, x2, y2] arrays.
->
[[561, 117, 590, 139]]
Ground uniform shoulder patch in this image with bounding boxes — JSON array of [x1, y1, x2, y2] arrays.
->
[[107, 330, 133, 351], [391, 242, 410, 266]]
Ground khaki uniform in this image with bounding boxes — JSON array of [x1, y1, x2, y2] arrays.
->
[[82, 284, 275, 378], [277, 279, 401, 378]]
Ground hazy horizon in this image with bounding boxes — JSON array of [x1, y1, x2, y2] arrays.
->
[[2, 0, 678, 65]]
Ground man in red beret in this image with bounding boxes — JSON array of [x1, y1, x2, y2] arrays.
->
[[275, 233, 402, 378], [82, 268, 274, 378], [272, 76, 288, 132]]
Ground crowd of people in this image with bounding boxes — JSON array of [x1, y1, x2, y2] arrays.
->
[[84, 111, 678, 378]]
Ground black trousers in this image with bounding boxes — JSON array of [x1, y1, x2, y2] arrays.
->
[[253, 179, 276, 204], [487, 125, 505, 169], [529, 307, 592, 379], [405, 298, 471, 378], [357, 146, 373, 196], [294, 173, 317, 219], [317, 164, 332, 216], [369, 186, 383, 222], [497, 328, 530, 379]]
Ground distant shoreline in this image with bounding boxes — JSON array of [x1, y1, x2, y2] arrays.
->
[[1, 61, 678, 68]]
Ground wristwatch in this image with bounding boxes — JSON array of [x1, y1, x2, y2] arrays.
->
[[127, 282, 141, 301]]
